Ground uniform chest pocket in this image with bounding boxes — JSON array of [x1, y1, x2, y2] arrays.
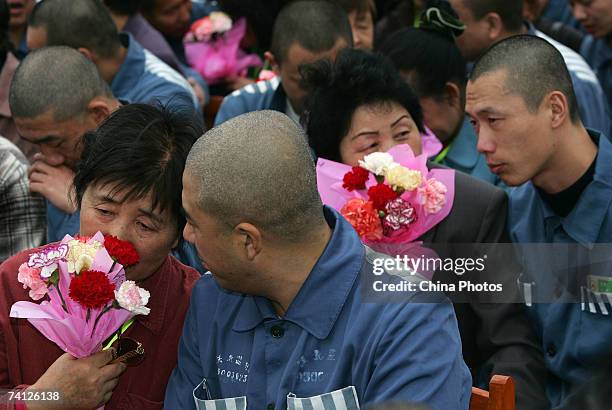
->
[[193, 378, 247, 410], [287, 386, 360, 410]]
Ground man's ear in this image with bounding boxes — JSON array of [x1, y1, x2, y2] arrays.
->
[[77, 47, 94, 62], [87, 99, 112, 126], [484, 12, 504, 42], [264, 51, 281, 75], [548, 91, 570, 129], [444, 82, 462, 109], [234, 222, 262, 261]]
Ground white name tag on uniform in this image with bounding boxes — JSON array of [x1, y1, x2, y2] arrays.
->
[[287, 386, 360, 410]]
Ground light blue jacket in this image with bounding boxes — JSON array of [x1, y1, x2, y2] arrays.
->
[[112, 33, 199, 110], [214, 77, 285, 126], [580, 35, 612, 116]]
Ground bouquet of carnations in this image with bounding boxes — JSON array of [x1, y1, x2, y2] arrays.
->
[[10, 232, 150, 358], [184, 12, 263, 84], [317, 145, 455, 266]]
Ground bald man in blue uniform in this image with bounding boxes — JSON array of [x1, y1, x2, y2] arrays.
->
[[166, 110, 471, 410]]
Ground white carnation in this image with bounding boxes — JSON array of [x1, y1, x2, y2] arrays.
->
[[358, 152, 399, 176]]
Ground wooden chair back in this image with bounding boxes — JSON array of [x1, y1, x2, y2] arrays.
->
[[469, 375, 515, 410]]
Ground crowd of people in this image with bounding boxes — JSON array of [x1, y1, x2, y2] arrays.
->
[[0, 0, 611, 409]]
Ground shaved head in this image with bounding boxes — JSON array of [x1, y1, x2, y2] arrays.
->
[[470, 35, 579, 123], [185, 110, 325, 241], [9, 46, 113, 121]]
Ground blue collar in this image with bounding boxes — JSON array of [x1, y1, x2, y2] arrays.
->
[[539, 130, 612, 245], [445, 116, 479, 169], [526, 21, 537, 36], [232, 207, 364, 339], [111, 33, 144, 103]]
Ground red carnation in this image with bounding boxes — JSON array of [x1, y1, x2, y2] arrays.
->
[[69, 270, 116, 309], [342, 166, 370, 191], [103, 235, 140, 267], [368, 183, 399, 211]]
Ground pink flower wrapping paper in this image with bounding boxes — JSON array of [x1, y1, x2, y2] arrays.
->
[[10, 232, 134, 358], [316, 144, 455, 245]]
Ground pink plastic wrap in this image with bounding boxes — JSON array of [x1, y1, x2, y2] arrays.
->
[[185, 18, 262, 84]]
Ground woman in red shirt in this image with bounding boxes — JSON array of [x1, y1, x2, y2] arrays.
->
[[0, 104, 202, 409]]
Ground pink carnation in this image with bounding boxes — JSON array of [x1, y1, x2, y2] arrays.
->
[[419, 178, 447, 214], [115, 281, 150, 315], [17, 263, 48, 301]]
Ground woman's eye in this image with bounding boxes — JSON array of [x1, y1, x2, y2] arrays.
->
[[137, 221, 153, 232], [395, 131, 411, 139], [360, 142, 377, 152], [95, 208, 113, 217]]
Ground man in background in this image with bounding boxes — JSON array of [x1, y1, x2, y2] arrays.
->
[[449, 0, 610, 134], [214, 0, 352, 126]]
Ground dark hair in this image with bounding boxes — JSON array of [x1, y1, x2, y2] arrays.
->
[[29, 0, 121, 58], [140, 0, 156, 13], [303, 48, 424, 162], [103, 0, 144, 16], [463, 0, 523, 32], [74, 103, 203, 239], [270, 0, 353, 64], [218, 0, 289, 51], [334, 0, 377, 18], [9, 46, 113, 121], [379, 2, 467, 99], [0, 0, 9, 56], [470, 35, 579, 123]]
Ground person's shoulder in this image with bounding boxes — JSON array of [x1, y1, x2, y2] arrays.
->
[[215, 78, 281, 125], [580, 35, 612, 66], [190, 273, 224, 306], [536, 30, 600, 84], [223, 78, 280, 106], [453, 167, 507, 208], [125, 37, 195, 101], [0, 139, 27, 189], [168, 255, 202, 289], [507, 183, 538, 233], [141, 52, 194, 94]]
